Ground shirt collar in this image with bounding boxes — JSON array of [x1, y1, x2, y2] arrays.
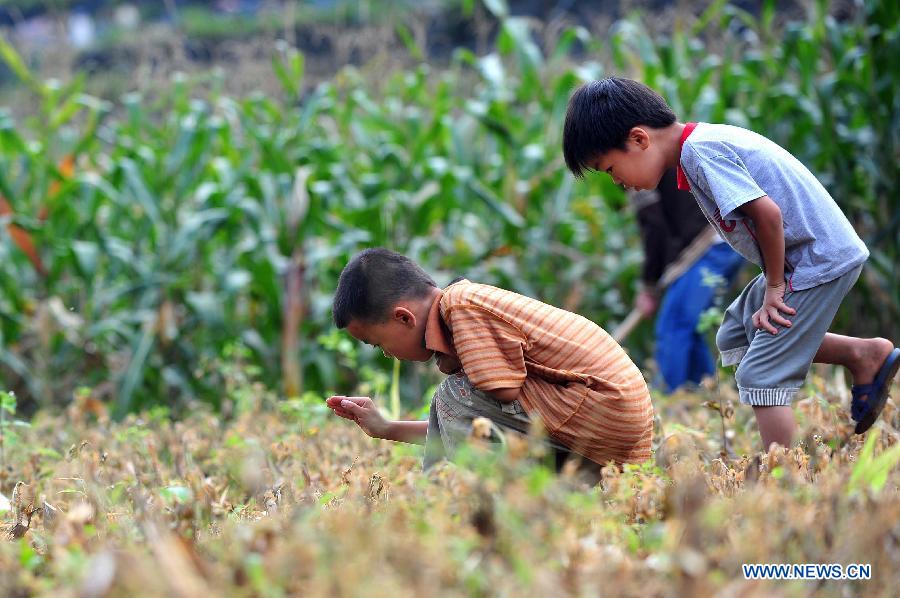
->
[[424, 289, 455, 356], [676, 122, 699, 191]]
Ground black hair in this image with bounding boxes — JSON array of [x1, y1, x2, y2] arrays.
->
[[563, 77, 676, 179], [332, 248, 438, 328]]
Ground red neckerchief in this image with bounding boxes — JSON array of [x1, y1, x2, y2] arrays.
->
[[676, 122, 698, 191]]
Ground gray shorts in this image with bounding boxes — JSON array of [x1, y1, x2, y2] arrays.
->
[[715, 264, 862, 406], [423, 372, 597, 474]]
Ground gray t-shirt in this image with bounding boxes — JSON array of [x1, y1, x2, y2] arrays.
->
[[679, 123, 868, 291]]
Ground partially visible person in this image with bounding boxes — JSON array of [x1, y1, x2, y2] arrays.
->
[[631, 168, 744, 392]]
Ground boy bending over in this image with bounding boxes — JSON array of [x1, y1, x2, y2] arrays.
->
[[562, 77, 899, 449], [326, 248, 654, 470]]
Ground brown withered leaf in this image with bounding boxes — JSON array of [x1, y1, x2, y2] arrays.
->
[[340, 456, 359, 486], [722, 401, 735, 419], [12, 481, 35, 527], [66, 440, 90, 462], [366, 472, 386, 503], [6, 522, 29, 540], [743, 454, 762, 486], [260, 480, 285, 516], [766, 444, 787, 473], [42, 499, 59, 531], [470, 417, 493, 441], [5, 481, 37, 540]]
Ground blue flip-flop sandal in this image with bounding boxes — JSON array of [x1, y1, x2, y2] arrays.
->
[[851, 347, 900, 434]]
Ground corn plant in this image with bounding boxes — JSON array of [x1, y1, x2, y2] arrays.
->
[[0, 0, 896, 414]]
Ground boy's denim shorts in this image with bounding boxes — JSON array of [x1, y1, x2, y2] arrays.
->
[[422, 372, 598, 475], [715, 264, 863, 407]]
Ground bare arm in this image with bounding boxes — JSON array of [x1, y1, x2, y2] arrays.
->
[[740, 195, 785, 282], [739, 195, 796, 334], [325, 396, 427, 444], [381, 420, 428, 444]]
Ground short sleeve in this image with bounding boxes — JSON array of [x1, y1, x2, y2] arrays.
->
[[444, 305, 527, 392], [694, 153, 766, 219]]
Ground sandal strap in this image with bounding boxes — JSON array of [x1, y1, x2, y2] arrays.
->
[[851, 383, 876, 399], [850, 382, 878, 399], [851, 400, 870, 421], [874, 349, 900, 386], [850, 348, 899, 427], [850, 384, 877, 421]]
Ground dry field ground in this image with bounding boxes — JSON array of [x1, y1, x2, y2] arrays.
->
[[0, 372, 897, 596]]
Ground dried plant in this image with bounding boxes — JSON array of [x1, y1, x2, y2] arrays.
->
[[0, 371, 895, 596]]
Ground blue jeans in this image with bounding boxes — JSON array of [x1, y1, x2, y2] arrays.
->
[[655, 243, 744, 392]]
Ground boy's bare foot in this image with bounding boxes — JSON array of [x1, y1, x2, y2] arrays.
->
[[848, 337, 894, 388], [848, 339, 899, 434]]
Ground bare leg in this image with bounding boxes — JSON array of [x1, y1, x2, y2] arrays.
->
[[814, 334, 894, 391], [748, 335, 892, 451], [753, 406, 796, 450]]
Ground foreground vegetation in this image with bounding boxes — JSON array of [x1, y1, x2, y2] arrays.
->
[[1, 375, 898, 595]]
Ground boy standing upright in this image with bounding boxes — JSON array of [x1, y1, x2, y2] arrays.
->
[[562, 77, 898, 449]]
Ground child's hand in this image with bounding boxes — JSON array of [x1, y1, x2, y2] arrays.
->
[[752, 281, 796, 334], [325, 395, 390, 439]]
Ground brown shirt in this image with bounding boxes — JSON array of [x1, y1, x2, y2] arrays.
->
[[424, 280, 653, 465]]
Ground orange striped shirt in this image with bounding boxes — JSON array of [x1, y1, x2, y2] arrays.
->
[[424, 280, 653, 465]]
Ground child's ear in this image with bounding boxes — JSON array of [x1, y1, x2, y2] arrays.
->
[[629, 127, 651, 149], [392, 306, 416, 327]]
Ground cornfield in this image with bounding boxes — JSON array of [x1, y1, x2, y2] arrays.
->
[[0, 0, 896, 413]]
